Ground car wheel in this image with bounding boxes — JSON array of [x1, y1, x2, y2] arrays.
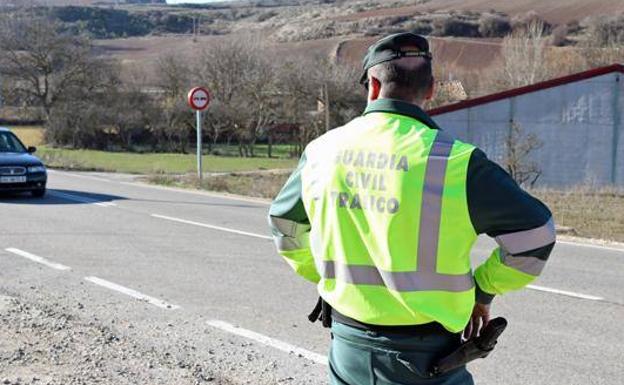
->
[[31, 189, 46, 198]]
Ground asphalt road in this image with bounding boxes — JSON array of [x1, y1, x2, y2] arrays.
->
[[1, 170, 623, 385]]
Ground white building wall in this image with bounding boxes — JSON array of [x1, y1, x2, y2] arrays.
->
[[615, 75, 624, 186], [434, 72, 622, 187]]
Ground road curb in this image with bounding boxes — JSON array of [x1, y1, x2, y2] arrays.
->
[[557, 235, 624, 252]]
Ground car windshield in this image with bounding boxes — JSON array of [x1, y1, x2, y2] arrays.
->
[[0, 131, 27, 153]]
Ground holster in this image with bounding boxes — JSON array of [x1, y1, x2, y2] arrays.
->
[[308, 296, 332, 328], [430, 317, 508, 376]]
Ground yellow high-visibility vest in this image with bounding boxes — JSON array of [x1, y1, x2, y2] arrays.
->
[[300, 111, 477, 332]]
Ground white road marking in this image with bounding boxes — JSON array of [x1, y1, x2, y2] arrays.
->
[[206, 320, 327, 365], [5, 248, 71, 271], [84, 276, 180, 310], [527, 284, 604, 301], [151, 214, 272, 240], [48, 191, 116, 207], [48, 170, 112, 183]]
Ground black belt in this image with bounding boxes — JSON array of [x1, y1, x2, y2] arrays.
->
[[332, 309, 453, 336], [308, 297, 454, 336]]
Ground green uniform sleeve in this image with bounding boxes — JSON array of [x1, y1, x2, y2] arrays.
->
[[268, 153, 320, 283], [467, 149, 556, 304]]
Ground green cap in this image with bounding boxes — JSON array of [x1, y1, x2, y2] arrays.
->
[[360, 32, 432, 85]]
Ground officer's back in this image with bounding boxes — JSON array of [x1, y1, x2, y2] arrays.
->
[[269, 33, 555, 385]]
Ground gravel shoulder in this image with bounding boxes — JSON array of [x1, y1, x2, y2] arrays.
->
[[0, 292, 232, 385], [0, 277, 325, 385]]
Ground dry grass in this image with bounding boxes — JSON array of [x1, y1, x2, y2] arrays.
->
[[532, 187, 624, 243], [9, 126, 45, 147]]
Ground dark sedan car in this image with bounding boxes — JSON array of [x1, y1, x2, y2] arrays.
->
[[0, 127, 47, 197]]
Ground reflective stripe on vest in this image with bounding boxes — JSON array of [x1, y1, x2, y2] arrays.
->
[[320, 261, 473, 292], [317, 131, 474, 292]]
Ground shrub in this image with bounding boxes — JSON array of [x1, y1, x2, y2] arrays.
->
[[582, 14, 624, 47], [45, 102, 109, 149], [478, 14, 511, 37], [512, 11, 552, 35], [406, 19, 433, 35], [256, 10, 278, 22], [432, 16, 480, 37], [566, 19, 581, 34], [550, 24, 569, 46]]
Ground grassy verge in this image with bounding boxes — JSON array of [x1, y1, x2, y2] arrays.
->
[[38, 147, 298, 174]]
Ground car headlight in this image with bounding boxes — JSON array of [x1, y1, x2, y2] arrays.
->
[[27, 165, 46, 173]]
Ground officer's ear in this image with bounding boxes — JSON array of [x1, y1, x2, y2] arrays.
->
[[425, 76, 435, 101], [368, 76, 382, 101]]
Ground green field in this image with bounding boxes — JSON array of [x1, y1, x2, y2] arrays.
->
[[38, 147, 298, 174], [10, 126, 299, 174]]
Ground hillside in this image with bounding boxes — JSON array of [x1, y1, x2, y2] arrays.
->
[[338, 0, 624, 25], [9, 0, 624, 87]]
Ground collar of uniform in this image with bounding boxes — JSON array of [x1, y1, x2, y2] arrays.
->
[[363, 98, 441, 130]]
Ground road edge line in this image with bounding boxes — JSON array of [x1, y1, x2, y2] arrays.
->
[[206, 319, 328, 366], [84, 276, 180, 310], [151, 214, 272, 240], [527, 284, 604, 301], [5, 248, 71, 271]]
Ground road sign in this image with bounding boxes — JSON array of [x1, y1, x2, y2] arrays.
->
[[188, 87, 211, 181], [188, 87, 210, 111]]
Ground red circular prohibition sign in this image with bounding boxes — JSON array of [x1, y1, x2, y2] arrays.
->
[[188, 87, 211, 111]]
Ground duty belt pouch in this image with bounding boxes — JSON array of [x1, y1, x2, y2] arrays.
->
[[308, 297, 332, 328]]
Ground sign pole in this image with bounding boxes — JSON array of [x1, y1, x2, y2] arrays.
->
[[188, 86, 210, 183], [196, 110, 203, 181]]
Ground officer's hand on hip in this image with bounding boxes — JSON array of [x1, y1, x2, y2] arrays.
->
[[463, 303, 491, 340]]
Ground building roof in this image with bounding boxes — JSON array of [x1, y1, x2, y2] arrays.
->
[[428, 63, 624, 116]]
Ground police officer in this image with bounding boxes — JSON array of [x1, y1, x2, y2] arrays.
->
[[268, 33, 555, 385]]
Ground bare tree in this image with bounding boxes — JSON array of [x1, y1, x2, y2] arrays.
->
[[503, 121, 543, 187], [153, 54, 194, 152], [498, 20, 550, 88], [196, 36, 280, 157], [105, 69, 153, 151], [0, 14, 108, 120], [314, 58, 363, 132], [274, 58, 318, 156], [157, 54, 193, 101], [275, 56, 363, 155]]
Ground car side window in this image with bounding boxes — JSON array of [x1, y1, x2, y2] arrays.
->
[[0, 134, 9, 151], [8, 134, 20, 152], [0, 132, 25, 152]]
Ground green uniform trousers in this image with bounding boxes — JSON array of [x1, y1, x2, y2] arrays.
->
[[329, 321, 474, 385]]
